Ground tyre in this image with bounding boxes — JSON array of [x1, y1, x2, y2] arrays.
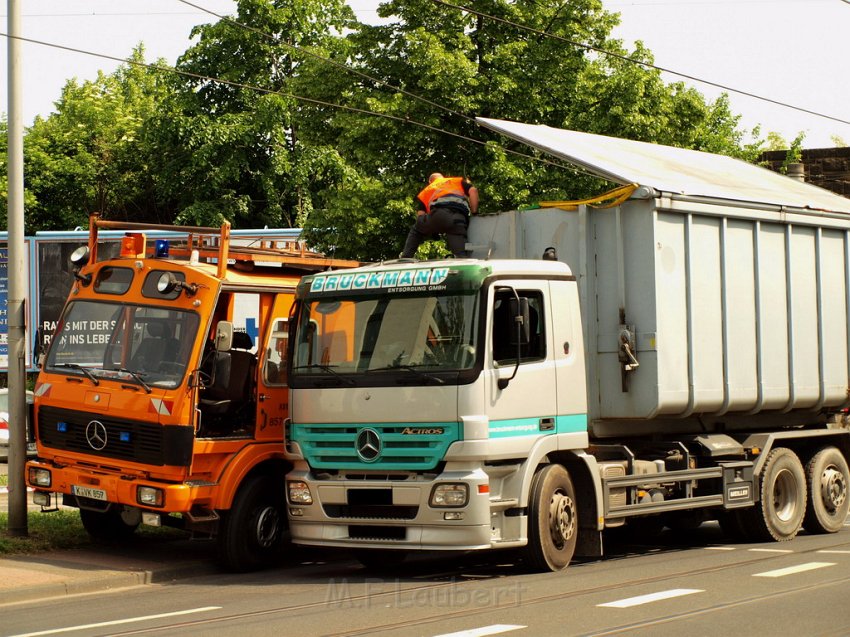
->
[[740, 447, 806, 542], [803, 446, 850, 534], [217, 475, 287, 572], [79, 506, 140, 541], [523, 464, 578, 571]]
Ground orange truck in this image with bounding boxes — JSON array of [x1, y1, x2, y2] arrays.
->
[[26, 215, 356, 571]]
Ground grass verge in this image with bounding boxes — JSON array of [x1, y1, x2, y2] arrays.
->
[[0, 510, 188, 556]]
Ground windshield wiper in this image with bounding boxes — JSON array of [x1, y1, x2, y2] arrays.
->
[[291, 364, 356, 386], [54, 363, 100, 386], [113, 368, 152, 394], [367, 364, 445, 385]]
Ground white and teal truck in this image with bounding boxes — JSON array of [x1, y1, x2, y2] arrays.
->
[[283, 119, 850, 570]]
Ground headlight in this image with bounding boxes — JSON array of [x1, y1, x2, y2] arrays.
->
[[287, 480, 313, 504], [430, 483, 469, 507], [137, 486, 164, 507], [28, 467, 51, 488]]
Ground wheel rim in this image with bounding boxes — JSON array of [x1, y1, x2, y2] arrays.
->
[[254, 506, 281, 548], [548, 489, 576, 549], [772, 468, 799, 522], [821, 465, 848, 513]]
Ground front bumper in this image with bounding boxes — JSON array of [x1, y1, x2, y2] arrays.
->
[[286, 467, 494, 550], [25, 459, 214, 513]]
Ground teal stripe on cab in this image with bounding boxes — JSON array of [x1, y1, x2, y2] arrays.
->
[[488, 413, 587, 438]]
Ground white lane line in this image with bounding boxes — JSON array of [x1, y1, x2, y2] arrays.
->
[[598, 589, 704, 609], [432, 625, 526, 637], [704, 546, 736, 551], [753, 562, 836, 578], [748, 548, 793, 554], [8, 606, 222, 637], [818, 550, 850, 554]]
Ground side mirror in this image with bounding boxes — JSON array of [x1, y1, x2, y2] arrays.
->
[[215, 321, 234, 352]]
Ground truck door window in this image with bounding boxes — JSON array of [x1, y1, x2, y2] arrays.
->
[[264, 319, 289, 385], [493, 290, 545, 365]]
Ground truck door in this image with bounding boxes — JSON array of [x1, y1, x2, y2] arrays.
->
[[254, 294, 292, 442], [486, 282, 557, 438]]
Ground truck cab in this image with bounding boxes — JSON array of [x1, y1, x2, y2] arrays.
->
[[27, 215, 357, 571], [285, 259, 590, 565]]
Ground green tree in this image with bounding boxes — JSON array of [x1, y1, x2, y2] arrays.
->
[[299, 0, 757, 259], [143, 0, 356, 229], [21, 46, 171, 232]]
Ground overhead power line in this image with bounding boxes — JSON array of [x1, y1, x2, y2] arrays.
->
[[431, 0, 850, 128], [0, 30, 593, 178]]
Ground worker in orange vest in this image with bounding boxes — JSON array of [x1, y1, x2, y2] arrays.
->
[[400, 172, 479, 258]]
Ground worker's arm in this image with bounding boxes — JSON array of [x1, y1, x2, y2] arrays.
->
[[468, 186, 479, 215]]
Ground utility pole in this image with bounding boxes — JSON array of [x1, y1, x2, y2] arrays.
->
[[6, 0, 28, 536]]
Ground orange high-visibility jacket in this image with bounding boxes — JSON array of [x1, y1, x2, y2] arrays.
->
[[416, 177, 469, 214]]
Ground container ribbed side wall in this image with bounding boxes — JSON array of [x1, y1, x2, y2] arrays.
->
[[593, 201, 850, 420]]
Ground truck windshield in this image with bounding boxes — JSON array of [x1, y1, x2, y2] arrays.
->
[[45, 300, 200, 389], [291, 292, 479, 383]]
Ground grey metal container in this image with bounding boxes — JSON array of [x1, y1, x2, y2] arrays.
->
[[470, 119, 850, 435]]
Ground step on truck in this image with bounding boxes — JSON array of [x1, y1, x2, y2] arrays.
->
[[283, 119, 850, 571], [26, 214, 356, 571]]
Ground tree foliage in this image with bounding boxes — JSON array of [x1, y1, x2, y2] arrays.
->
[[19, 46, 170, 232], [143, 0, 357, 229], [300, 0, 759, 259], [9, 0, 768, 261]]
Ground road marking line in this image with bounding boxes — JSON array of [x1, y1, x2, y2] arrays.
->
[[704, 546, 736, 551], [598, 589, 704, 608], [818, 550, 850, 554], [753, 562, 836, 578], [8, 606, 222, 637], [432, 625, 526, 637], [748, 548, 793, 553]]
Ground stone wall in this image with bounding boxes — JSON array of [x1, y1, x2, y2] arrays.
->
[[760, 147, 850, 197]]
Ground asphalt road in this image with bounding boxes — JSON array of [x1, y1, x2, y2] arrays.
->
[[2, 520, 849, 637]]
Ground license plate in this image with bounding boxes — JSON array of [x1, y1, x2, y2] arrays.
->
[[72, 485, 107, 501]]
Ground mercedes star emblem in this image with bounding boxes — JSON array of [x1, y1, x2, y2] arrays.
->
[[355, 428, 381, 463], [85, 420, 108, 451]]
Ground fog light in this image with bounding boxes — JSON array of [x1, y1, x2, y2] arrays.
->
[[137, 486, 164, 507], [33, 491, 51, 507], [142, 512, 162, 527], [289, 507, 304, 517], [430, 483, 469, 507], [288, 481, 313, 504], [444, 511, 464, 520], [28, 467, 51, 488]]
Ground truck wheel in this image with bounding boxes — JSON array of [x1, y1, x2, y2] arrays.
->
[[803, 446, 850, 534], [79, 506, 140, 541], [742, 447, 806, 542], [218, 475, 287, 572], [523, 464, 578, 571]]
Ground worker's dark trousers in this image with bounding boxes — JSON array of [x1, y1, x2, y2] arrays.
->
[[400, 207, 469, 258]]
